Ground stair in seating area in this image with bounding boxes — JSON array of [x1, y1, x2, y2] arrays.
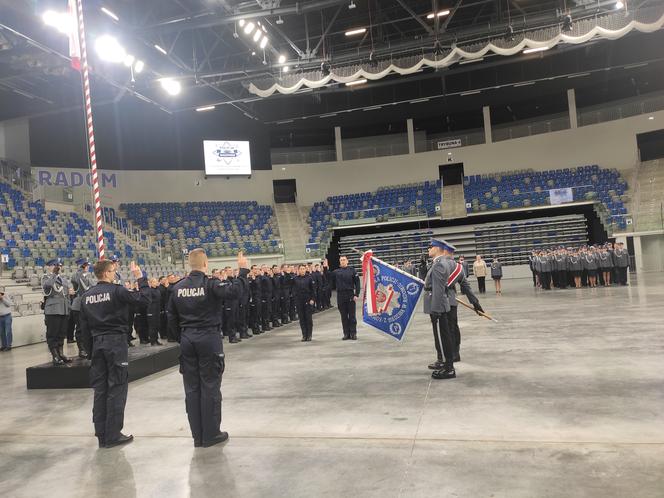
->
[[441, 184, 467, 220], [633, 159, 664, 231], [274, 202, 309, 261]]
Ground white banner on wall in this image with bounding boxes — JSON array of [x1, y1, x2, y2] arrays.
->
[[549, 187, 574, 205], [437, 139, 462, 150]]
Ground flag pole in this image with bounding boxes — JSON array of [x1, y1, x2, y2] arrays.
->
[[455, 298, 498, 323], [73, 0, 106, 260]]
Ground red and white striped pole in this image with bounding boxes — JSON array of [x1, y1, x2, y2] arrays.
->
[[73, 0, 106, 259]]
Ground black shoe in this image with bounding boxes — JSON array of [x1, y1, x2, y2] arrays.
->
[[128, 342, 135, 347], [229, 337, 240, 344], [431, 367, 456, 380], [4, 346, 10, 351], [301, 337, 307, 342], [240, 332, 250, 339], [306, 337, 312, 342], [0, 347, 6, 352], [104, 433, 134, 448], [58, 347, 72, 363], [351, 336, 357, 340], [253, 330, 262, 335], [50, 348, 65, 366], [453, 353, 461, 362], [201, 432, 229, 448], [78, 348, 89, 359], [342, 336, 350, 341], [273, 322, 282, 328], [151, 340, 163, 346], [428, 360, 445, 370], [97, 436, 106, 448], [264, 326, 272, 332], [139, 340, 149, 345]]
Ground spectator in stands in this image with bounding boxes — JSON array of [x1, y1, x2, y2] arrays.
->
[[491, 257, 503, 294], [0, 287, 13, 352], [473, 255, 488, 294]]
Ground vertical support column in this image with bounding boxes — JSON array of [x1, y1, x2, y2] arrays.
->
[[334, 126, 343, 162], [482, 106, 492, 144], [407, 118, 415, 154], [632, 235, 643, 274], [567, 88, 578, 129]]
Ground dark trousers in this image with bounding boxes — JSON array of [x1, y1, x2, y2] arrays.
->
[[179, 328, 225, 444], [280, 293, 289, 322], [261, 299, 271, 329], [127, 311, 135, 343], [289, 294, 297, 321], [322, 286, 332, 308], [448, 305, 461, 354], [541, 272, 551, 290], [159, 311, 168, 339], [134, 313, 149, 342], [147, 314, 160, 343], [89, 333, 129, 442], [238, 302, 248, 333], [270, 296, 280, 325], [430, 312, 455, 366], [296, 300, 313, 339], [337, 291, 357, 338], [248, 302, 260, 332], [66, 311, 76, 342], [222, 305, 235, 338], [531, 269, 537, 286], [617, 266, 628, 285], [72, 310, 83, 345], [477, 277, 486, 294], [45, 314, 69, 349]]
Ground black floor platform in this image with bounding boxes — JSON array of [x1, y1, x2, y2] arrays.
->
[[26, 344, 180, 389]]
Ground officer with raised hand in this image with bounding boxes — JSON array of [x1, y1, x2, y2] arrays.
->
[[70, 258, 93, 358], [79, 259, 150, 448], [168, 249, 249, 448], [42, 258, 74, 365], [330, 255, 361, 340]]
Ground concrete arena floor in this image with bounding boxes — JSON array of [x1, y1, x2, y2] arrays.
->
[[1, 275, 663, 498]]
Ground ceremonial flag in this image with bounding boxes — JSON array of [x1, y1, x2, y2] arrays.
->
[[361, 250, 425, 342], [68, 0, 81, 70]]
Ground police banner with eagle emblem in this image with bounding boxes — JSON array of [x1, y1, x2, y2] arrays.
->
[[361, 250, 424, 342]]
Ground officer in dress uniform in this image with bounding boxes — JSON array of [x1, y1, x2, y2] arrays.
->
[[423, 239, 458, 380], [258, 266, 273, 332], [286, 265, 298, 320], [279, 265, 292, 324], [70, 258, 93, 358], [248, 266, 263, 335], [42, 258, 74, 365], [321, 260, 332, 309], [236, 266, 251, 340], [330, 256, 361, 340], [294, 264, 316, 341], [270, 266, 283, 327], [613, 242, 629, 285], [146, 278, 163, 346], [79, 259, 149, 448], [312, 264, 324, 311], [158, 276, 170, 339], [599, 246, 613, 286], [168, 249, 249, 448]]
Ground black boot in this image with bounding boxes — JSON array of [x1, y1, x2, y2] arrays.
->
[[202, 432, 229, 448], [428, 359, 445, 370], [240, 331, 251, 339], [57, 346, 72, 363], [50, 347, 65, 366], [229, 336, 240, 344], [431, 364, 456, 380], [78, 344, 89, 359]]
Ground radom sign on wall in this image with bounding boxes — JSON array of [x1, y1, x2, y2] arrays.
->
[[35, 170, 118, 189]]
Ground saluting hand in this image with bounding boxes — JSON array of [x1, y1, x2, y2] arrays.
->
[[130, 261, 143, 279], [237, 251, 249, 269]]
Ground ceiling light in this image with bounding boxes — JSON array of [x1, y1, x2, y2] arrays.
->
[[133, 60, 144, 73], [283, 66, 290, 73], [95, 35, 126, 63], [345, 28, 367, 36], [409, 98, 430, 104], [160, 78, 181, 96], [196, 105, 215, 112], [251, 51, 256, 56], [523, 46, 549, 54], [253, 30, 262, 42], [513, 81, 535, 87], [244, 22, 255, 35], [42, 10, 72, 35], [348, 1, 356, 9], [100, 7, 119, 21], [239, 19, 246, 27], [154, 44, 167, 55], [123, 54, 135, 67], [427, 10, 450, 19], [276, 16, 284, 25], [346, 79, 367, 87], [615, 1, 625, 8], [278, 54, 286, 64], [259, 36, 269, 49], [460, 90, 481, 96]]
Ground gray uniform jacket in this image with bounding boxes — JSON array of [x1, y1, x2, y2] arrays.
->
[[568, 256, 582, 272], [613, 248, 629, 268], [583, 254, 598, 270], [42, 274, 71, 316], [491, 261, 503, 278], [423, 256, 453, 315], [447, 263, 481, 309], [70, 269, 93, 311], [598, 252, 613, 269]]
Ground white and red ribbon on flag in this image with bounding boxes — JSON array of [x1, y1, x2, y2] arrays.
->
[[71, 0, 105, 259], [361, 250, 378, 315]]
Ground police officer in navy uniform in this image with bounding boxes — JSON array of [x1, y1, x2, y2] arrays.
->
[[248, 265, 263, 335], [79, 259, 150, 448], [294, 264, 316, 341], [259, 265, 273, 331], [146, 278, 163, 346], [168, 249, 249, 448], [330, 256, 361, 340], [71, 258, 93, 358]]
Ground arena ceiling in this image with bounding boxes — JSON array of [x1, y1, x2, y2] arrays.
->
[[0, 0, 663, 126]]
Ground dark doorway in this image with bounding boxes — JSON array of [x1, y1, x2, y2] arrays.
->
[[273, 179, 297, 203], [637, 129, 664, 161], [439, 162, 464, 186]]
